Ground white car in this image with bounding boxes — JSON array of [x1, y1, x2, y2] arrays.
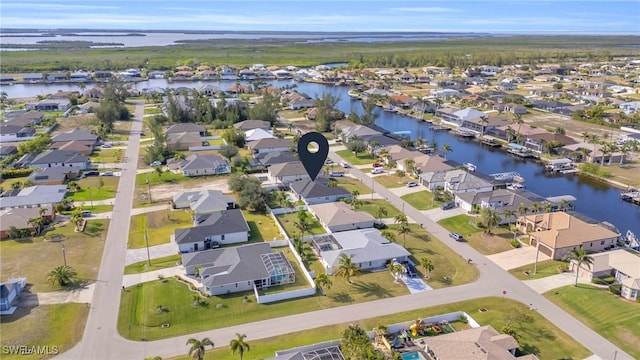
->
[[150, 161, 162, 167], [339, 161, 350, 169], [406, 181, 418, 187], [101, 143, 112, 149], [371, 167, 385, 174], [100, 171, 114, 176]]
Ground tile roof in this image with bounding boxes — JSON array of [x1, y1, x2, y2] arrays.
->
[[520, 212, 619, 249], [316, 229, 410, 268], [309, 202, 375, 228], [425, 325, 527, 360]]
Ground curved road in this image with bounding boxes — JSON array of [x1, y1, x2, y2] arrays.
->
[[58, 115, 632, 360]]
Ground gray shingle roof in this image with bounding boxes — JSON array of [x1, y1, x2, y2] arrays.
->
[[247, 137, 293, 150], [233, 120, 271, 131], [165, 123, 205, 134], [290, 179, 350, 199], [180, 154, 229, 171], [29, 150, 89, 165], [257, 151, 297, 166], [0, 185, 67, 209], [174, 209, 249, 244], [269, 161, 308, 177], [51, 128, 97, 143]]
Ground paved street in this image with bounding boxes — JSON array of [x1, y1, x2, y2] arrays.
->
[[56, 128, 632, 360]]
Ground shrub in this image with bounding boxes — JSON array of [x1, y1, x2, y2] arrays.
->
[[510, 239, 520, 248], [0, 168, 35, 179], [557, 263, 569, 273], [395, 170, 405, 177], [459, 314, 468, 324], [592, 276, 615, 285], [609, 283, 622, 295]]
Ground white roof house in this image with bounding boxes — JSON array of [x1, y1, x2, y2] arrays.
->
[[245, 128, 275, 142]]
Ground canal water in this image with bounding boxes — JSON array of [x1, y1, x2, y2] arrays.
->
[[4, 79, 639, 233]]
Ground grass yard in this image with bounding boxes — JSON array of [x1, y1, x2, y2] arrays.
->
[[357, 199, 404, 220], [333, 176, 372, 194], [0, 176, 28, 190], [135, 171, 188, 186], [401, 190, 443, 210], [606, 162, 640, 188], [244, 211, 284, 241], [509, 259, 568, 280], [438, 214, 482, 237], [0, 303, 89, 360], [163, 296, 588, 360], [374, 173, 415, 188], [106, 120, 132, 141], [464, 228, 515, 255], [66, 176, 119, 202], [275, 211, 326, 238], [89, 148, 123, 164], [73, 204, 113, 214], [545, 285, 640, 359], [0, 220, 108, 292], [335, 150, 376, 165], [128, 209, 192, 249], [124, 254, 182, 275], [385, 224, 478, 288]]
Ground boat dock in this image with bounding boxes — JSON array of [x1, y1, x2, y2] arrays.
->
[[455, 129, 476, 138], [429, 125, 451, 131], [621, 191, 640, 205], [481, 138, 501, 147]]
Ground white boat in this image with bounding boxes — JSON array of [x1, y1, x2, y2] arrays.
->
[[463, 163, 477, 172]]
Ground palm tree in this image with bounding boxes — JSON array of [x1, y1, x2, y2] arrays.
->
[[559, 199, 571, 212], [620, 142, 631, 164], [587, 134, 600, 163], [441, 144, 452, 160], [154, 166, 164, 179], [387, 262, 404, 283], [381, 230, 396, 242], [503, 209, 518, 239], [70, 209, 84, 230], [294, 211, 311, 238], [396, 222, 410, 248], [229, 333, 250, 360], [479, 207, 500, 234], [376, 206, 388, 221], [531, 202, 542, 214], [335, 254, 361, 284], [186, 337, 214, 360], [420, 257, 434, 278], [47, 265, 77, 286], [404, 158, 416, 176], [567, 249, 594, 286], [518, 203, 529, 218], [479, 115, 489, 139], [28, 216, 45, 235], [314, 273, 333, 295]]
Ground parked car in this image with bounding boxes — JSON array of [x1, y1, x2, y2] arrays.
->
[[449, 232, 464, 241], [372, 162, 383, 168], [324, 159, 334, 165], [340, 161, 350, 168], [441, 201, 455, 210], [150, 160, 162, 167], [81, 210, 92, 217], [406, 181, 418, 187], [329, 171, 345, 177], [100, 171, 113, 176], [403, 262, 418, 277], [100, 143, 112, 149], [371, 167, 385, 174], [83, 171, 99, 177]]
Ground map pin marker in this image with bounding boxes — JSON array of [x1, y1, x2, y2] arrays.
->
[[297, 132, 329, 181]]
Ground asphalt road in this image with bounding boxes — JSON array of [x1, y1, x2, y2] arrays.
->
[[56, 121, 632, 360]]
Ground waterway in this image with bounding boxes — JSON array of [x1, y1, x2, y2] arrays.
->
[[4, 79, 639, 234]]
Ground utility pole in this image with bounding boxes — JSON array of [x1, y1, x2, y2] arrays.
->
[[146, 175, 152, 204], [61, 241, 67, 267], [144, 227, 151, 266]]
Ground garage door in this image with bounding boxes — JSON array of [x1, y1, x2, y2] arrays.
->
[[531, 239, 553, 257]]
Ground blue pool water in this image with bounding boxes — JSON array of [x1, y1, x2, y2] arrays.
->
[[401, 351, 427, 360]]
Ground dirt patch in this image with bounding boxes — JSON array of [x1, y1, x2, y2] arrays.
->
[[616, 327, 640, 353], [526, 111, 627, 140], [55, 114, 96, 133], [141, 178, 231, 203], [606, 161, 640, 188]]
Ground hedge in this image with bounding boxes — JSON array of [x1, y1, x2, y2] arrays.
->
[[0, 168, 35, 179], [609, 283, 622, 295]]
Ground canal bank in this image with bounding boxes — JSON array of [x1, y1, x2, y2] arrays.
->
[[4, 79, 640, 234]]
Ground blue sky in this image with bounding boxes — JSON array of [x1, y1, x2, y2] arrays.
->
[[1, 0, 639, 33]]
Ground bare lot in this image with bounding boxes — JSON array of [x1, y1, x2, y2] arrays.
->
[[525, 110, 627, 140], [135, 177, 231, 205]]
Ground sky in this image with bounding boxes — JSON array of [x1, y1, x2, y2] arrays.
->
[[1, 0, 639, 34]]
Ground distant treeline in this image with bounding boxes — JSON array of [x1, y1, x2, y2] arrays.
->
[[1, 35, 638, 72]]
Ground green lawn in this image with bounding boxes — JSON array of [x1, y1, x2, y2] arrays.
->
[[438, 214, 482, 237], [357, 199, 403, 220], [89, 148, 123, 164], [128, 210, 192, 249], [244, 211, 284, 241], [0, 303, 89, 360], [0, 220, 108, 292], [374, 173, 415, 188], [401, 190, 443, 210], [335, 150, 376, 165], [124, 254, 182, 275], [545, 285, 640, 359], [164, 297, 588, 360], [66, 176, 119, 202], [275, 211, 326, 238], [71, 204, 113, 214], [464, 228, 516, 255], [509, 259, 568, 280], [135, 171, 188, 186], [333, 177, 372, 194]]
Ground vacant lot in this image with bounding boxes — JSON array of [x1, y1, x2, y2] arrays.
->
[[66, 176, 119, 202], [124, 254, 182, 275], [401, 190, 443, 210], [335, 150, 376, 165], [438, 214, 481, 237], [0, 220, 108, 292], [163, 296, 588, 360], [134, 175, 230, 206], [128, 209, 192, 249], [374, 173, 415, 188], [606, 161, 640, 188], [358, 199, 404, 219], [333, 176, 372, 194], [465, 228, 515, 255], [0, 303, 89, 360], [545, 285, 640, 359]]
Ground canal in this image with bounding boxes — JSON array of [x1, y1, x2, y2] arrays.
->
[[4, 79, 640, 234]]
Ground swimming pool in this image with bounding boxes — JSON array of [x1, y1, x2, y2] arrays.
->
[[401, 351, 427, 360]]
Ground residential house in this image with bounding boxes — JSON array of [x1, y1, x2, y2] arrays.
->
[[570, 249, 640, 301], [94, 70, 113, 79], [0, 123, 36, 142], [430, 89, 461, 99], [444, 170, 495, 194], [496, 83, 517, 91], [168, 154, 230, 177], [165, 123, 206, 136], [0, 145, 17, 159], [226, 84, 250, 95], [69, 70, 91, 82], [219, 66, 237, 79], [390, 94, 419, 109], [0, 185, 68, 210], [4, 111, 44, 127], [503, 103, 527, 115], [339, 124, 381, 143], [445, 107, 487, 126], [396, 152, 432, 172], [383, 145, 422, 166], [424, 325, 531, 360], [83, 87, 104, 99], [172, 189, 236, 214], [310, 229, 411, 275], [455, 189, 547, 223], [619, 101, 640, 114], [256, 151, 297, 167], [27, 150, 90, 170], [46, 73, 67, 81], [268, 161, 310, 184], [524, 133, 577, 153], [461, 115, 510, 135], [27, 167, 74, 185], [309, 202, 375, 233], [22, 73, 43, 82], [233, 119, 271, 131], [49, 140, 95, 155], [51, 128, 98, 144], [290, 179, 351, 205], [175, 208, 250, 253], [285, 92, 315, 110], [182, 243, 295, 295], [412, 155, 453, 176], [0, 278, 27, 315], [248, 138, 294, 155], [516, 212, 620, 260], [118, 69, 141, 79], [166, 132, 203, 150], [245, 128, 275, 142], [33, 98, 71, 112], [0, 206, 55, 238], [493, 123, 547, 142]]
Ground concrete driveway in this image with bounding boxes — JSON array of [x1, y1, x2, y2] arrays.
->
[[486, 246, 550, 271], [388, 185, 426, 197], [420, 207, 467, 222]]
